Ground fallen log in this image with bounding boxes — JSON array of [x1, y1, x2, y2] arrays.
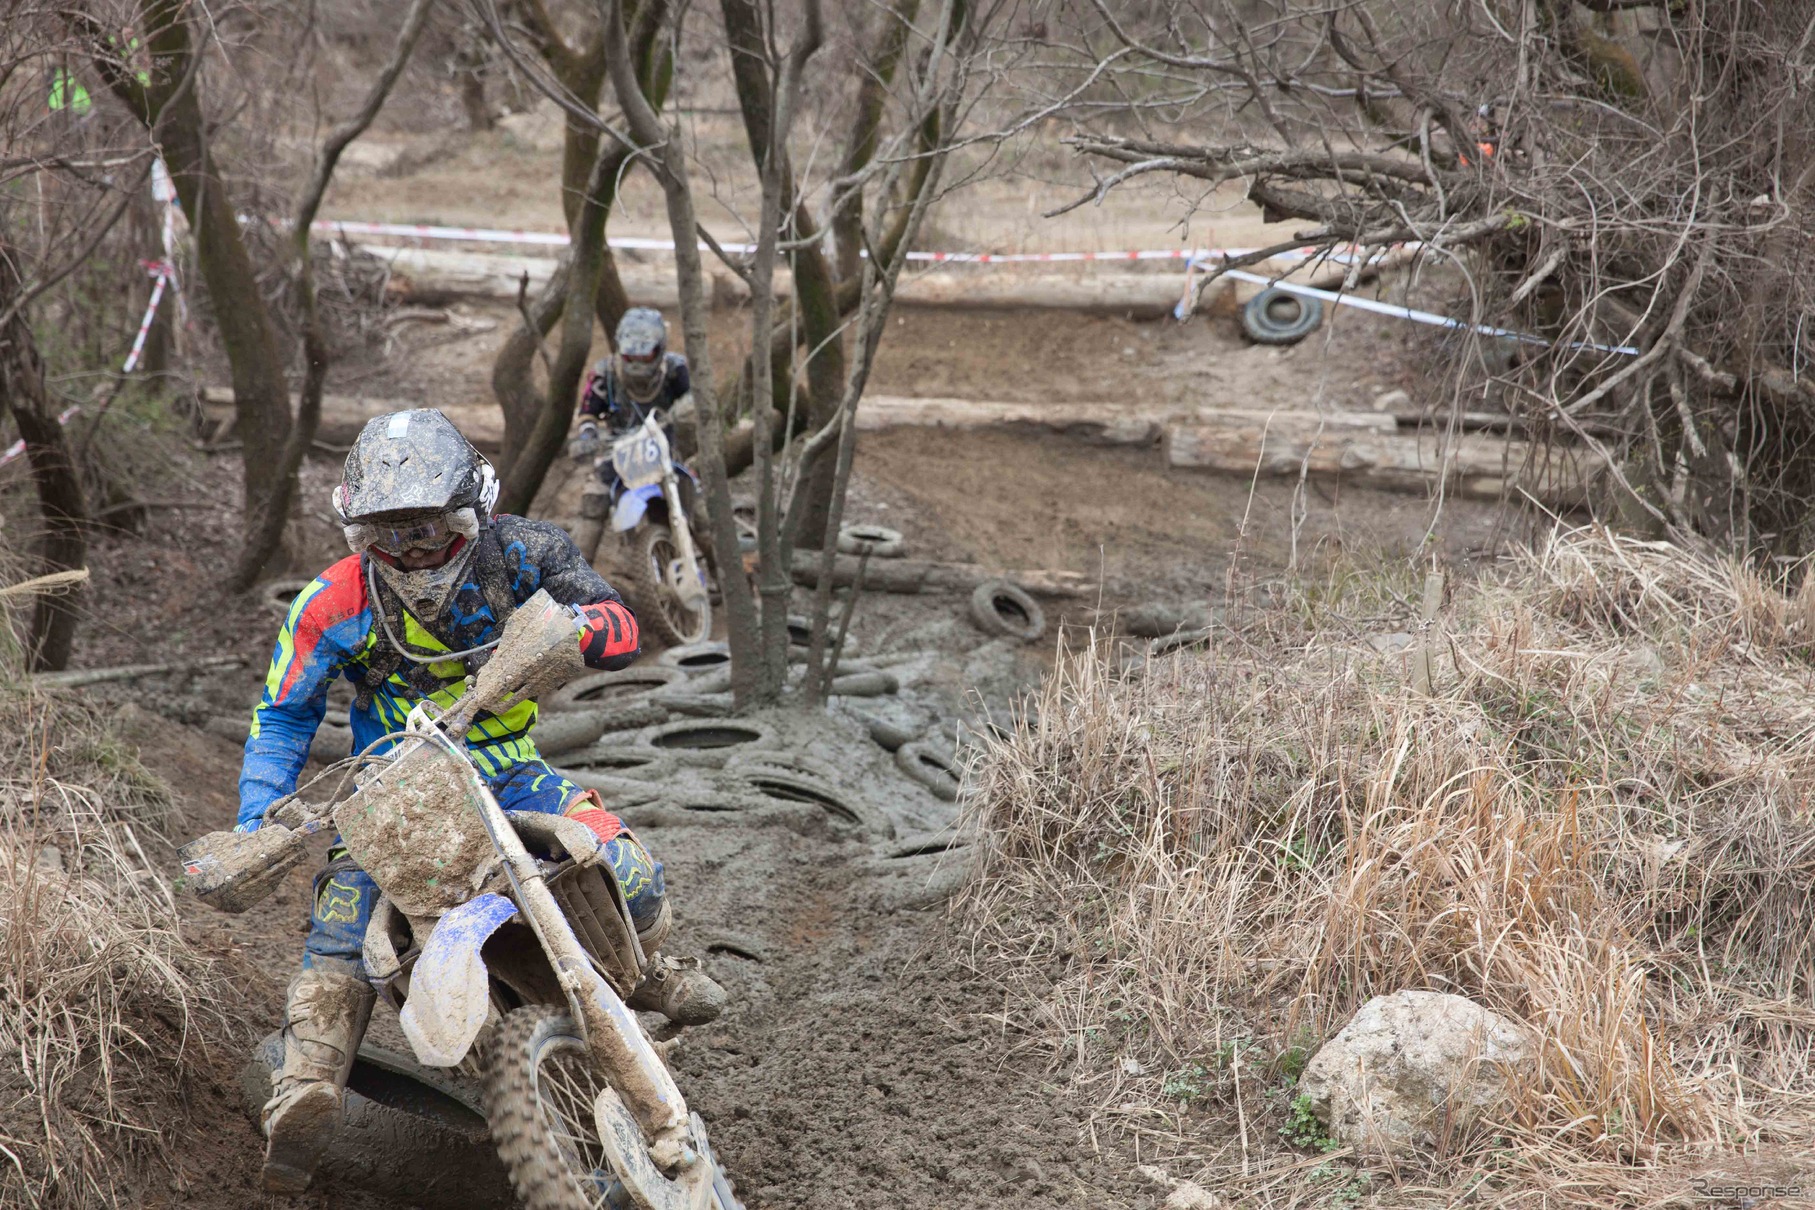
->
[[363, 244, 1252, 318], [857, 397, 1165, 444], [35, 654, 247, 689], [1164, 419, 1592, 505], [199, 387, 505, 450], [788, 551, 1093, 598]]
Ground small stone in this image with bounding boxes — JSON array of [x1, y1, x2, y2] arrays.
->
[[1164, 1182, 1224, 1210], [1136, 1165, 1173, 1188], [1120, 1054, 1147, 1076], [1372, 388, 1412, 412]]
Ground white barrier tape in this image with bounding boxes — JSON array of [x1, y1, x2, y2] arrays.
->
[[3, 259, 171, 472], [121, 271, 170, 374], [0, 406, 82, 470], [1208, 265, 1640, 357], [311, 217, 1374, 267]]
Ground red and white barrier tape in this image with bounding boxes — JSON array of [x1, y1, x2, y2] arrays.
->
[[309, 217, 1361, 266], [121, 265, 172, 374], [0, 406, 82, 469], [2, 259, 174, 470]]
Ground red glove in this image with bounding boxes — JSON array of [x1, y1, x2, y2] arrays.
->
[[562, 802, 626, 845], [572, 600, 639, 667]]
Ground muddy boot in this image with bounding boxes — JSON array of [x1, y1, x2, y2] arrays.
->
[[626, 955, 728, 1026], [261, 967, 376, 1194]]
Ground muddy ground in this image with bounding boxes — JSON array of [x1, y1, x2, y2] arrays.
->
[[89, 402, 1508, 1210], [62, 282, 1517, 1210]]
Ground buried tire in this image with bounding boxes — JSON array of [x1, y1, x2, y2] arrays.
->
[[1239, 287, 1325, 346], [546, 666, 686, 712], [658, 640, 733, 676], [896, 739, 962, 802], [968, 579, 1045, 642], [485, 1006, 740, 1210], [738, 769, 894, 838], [835, 523, 905, 558]]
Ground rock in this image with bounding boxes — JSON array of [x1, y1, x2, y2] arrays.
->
[[1299, 990, 1531, 1157], [1621, 644, 1665, 682], [1165, 1184, 1224, 1210], [1371, 388, 1411, 412]]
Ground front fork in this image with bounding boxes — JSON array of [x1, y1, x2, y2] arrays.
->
[[660, 466, 707, 608], [409, 711, 700, 1173]]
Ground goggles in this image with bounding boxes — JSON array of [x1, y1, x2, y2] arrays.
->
[[344, 507, 480, 558]]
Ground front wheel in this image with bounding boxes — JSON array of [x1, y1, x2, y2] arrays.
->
[[625, 523, 712, 648], [484, 1006, 740, 1210]]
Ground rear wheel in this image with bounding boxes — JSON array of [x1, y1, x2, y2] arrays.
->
[[625, 523, 712, 648]]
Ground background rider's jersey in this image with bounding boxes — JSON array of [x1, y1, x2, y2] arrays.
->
[[579, 354, 690, 432]]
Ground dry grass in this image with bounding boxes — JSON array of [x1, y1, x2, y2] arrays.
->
[[960, 526, 1815, 1206], [0, 587, 235, 1208]]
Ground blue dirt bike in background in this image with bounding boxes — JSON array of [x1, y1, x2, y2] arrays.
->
[[574, 409, 713, 648]]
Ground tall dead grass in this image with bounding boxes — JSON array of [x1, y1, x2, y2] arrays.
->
[[0, 593, 234, 1207], [961, 526, 1815, 1204]]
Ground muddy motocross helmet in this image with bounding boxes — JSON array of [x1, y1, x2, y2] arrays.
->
[[331, 409, 499, 620], [614, 306, 668, 405]]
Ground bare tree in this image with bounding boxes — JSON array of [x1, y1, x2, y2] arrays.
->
[[0, 242, 86, 671], [1042, 1, 1815, 553], [593, 0, 1004, 706], [475, 0, 672, 514], [71, 0, 297, 581], [229, 0, 437, 589]]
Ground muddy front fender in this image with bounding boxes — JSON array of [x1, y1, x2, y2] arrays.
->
[[397, 892, 519, 1067]]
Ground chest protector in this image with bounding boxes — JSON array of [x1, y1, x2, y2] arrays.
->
[[352, 530, 523, 716]]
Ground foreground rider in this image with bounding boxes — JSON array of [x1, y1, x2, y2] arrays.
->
[[236, 409, 725, 1193], [569, 306, 690, 561]]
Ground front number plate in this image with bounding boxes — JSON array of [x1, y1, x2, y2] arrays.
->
[[611, 432, 667, 490]]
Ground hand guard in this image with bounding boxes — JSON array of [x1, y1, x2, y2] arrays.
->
[[567, 420, 604, 461], [571, 600, 639, 668]]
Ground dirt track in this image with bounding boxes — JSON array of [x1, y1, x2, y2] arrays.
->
[[137, 643, 1147, 1209]]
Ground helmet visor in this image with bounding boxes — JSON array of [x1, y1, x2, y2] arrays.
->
[[618, 348, 665, 399], [345, 508, 479, 557]]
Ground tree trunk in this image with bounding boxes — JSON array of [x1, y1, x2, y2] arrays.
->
[[603, 0, 762, 705], [488, 0, 668, 500], [83, 1, 294, 583], [148, 54, 291, 501], [226, 0, 434, 591], [0, 241, 88, 672]]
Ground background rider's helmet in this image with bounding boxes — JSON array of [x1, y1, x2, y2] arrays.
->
[[331, 409, 499, 618], [614, 307, 668, 405]]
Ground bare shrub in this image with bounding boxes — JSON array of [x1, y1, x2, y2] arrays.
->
[[1039, 2, 1815, 553], [0, 602, 234, 1206], [960, 527, 1815, 1201]]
